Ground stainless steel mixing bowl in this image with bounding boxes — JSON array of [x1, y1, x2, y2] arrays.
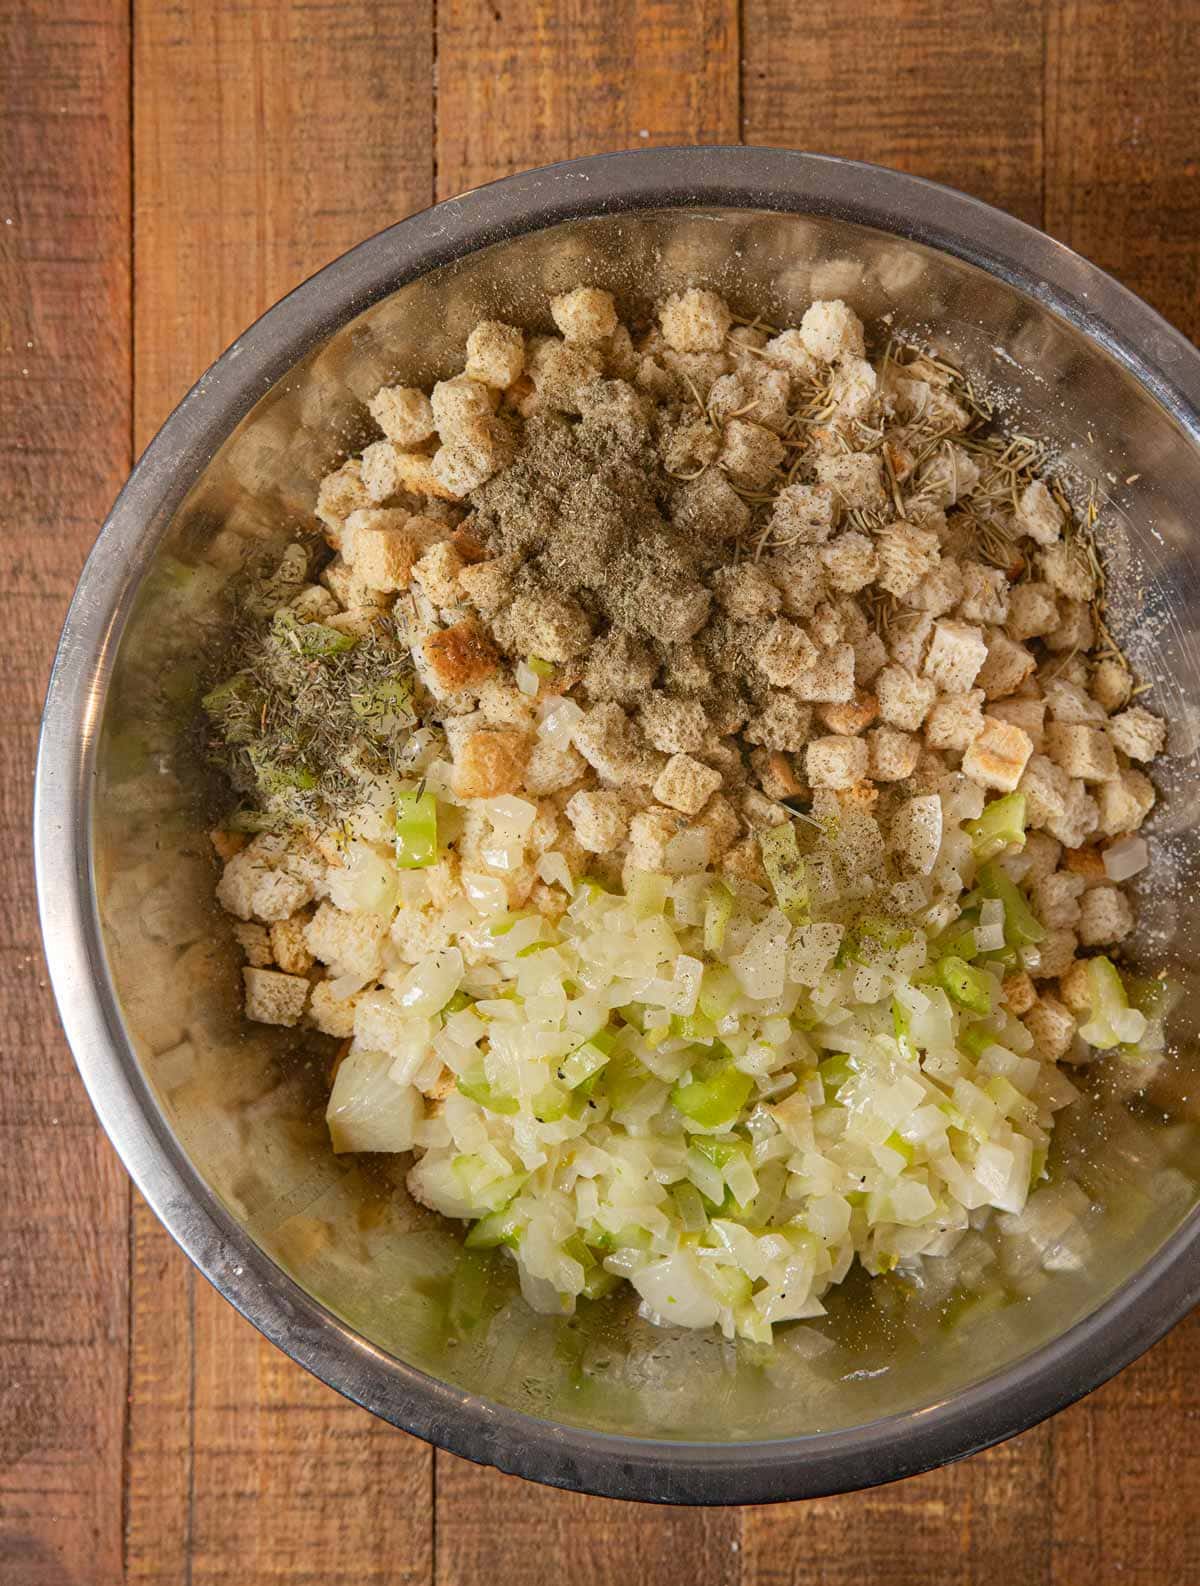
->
[[35, 147, 1200, 1503]]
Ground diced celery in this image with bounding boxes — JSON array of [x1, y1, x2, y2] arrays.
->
[[201, 672, 262, 743], [672, 1011, 717, 1044], [671, 1060, 753, 1129], [248, 745, 318, 796], [455, 1068, 520, 1115], [464, 1204, 524, 1249], [350, 677, 415, 730], [960, 1021, 1000, 1060], [531, 1083, 570, 1123], [938, 955, 994, 1015], [691, 1137, 746, 1170], [395, 790, 438, 868], [271, 606, 357, 657], [627, 871, 670, 919], [818, 1053, 854, 1099], [698, 964, 739, 1024], [710, 1265, 752, 1309], [883, 1131, 915, 1164], [581, 1268, 620, 1301], [561, 1037, 611, 1089], [443, 989, 473, 1016], [965, 792, 1028, 862], [670, 1180, 709, 1232], [703, 880, 735, 954], [975, 863, 1045, 948], [759, 823, 810, 923], [527, 655, 555, 679], [892, 997, 916, 1061], [603, 1050, 651, 1113], [936, 910, 981, 962], [1080, 955, 1132, 1050]]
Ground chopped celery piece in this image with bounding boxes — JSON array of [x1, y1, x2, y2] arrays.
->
[[758, 823, 810, 923], [603, 1049, 651, 1113], [581, 1267, 620, 1301], [671, 1060, 753, 1129], [455, 1067, 520, 1115], [585, 1221, 651, 1252], [670, 1180, 709, 1232], [562, 1232, 597, 1273], [561, 1038, 610, 1089], [936, 910, 981, 962], [395, 790, 438, 869], [464, 1204, 524, 1249], [627, 870, 670, 918], [961, 1021, 1000, 1060], [703, 880, 735, 954], [271, 605, 357, 657], [526, 655, 555, 678], [965, 792, 1028, 862], [1080, 955, 1133, 1050], [938, 955, 993, 1015], [975, 863, 1045, 947], [892, 998, 916, 1061], [698, 964, 739, 1024], [691, 1137, 746, 1170], [443, 989, 473, 1016], [818, 1053, 854, 1098], [883, 1131, 915, 1164], [672, 1011, 717, 1043], [791, 992, 819, 1032], [710, 1266, 752, 1308], [201, 672, 262, 744], [531, 1083, 570, 1123]]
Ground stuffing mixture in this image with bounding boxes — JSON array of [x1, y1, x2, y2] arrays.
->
[[202, 284, 1170, 1340]]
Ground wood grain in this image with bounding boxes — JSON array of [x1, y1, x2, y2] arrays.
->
[[432, 6, 744, 1579], [1045, 0, 1200, 342], [435, 0, 739, 199], [0, 5, 132, 1585], [742, 0, 1047, 225], [126, 4, 437, 1581]]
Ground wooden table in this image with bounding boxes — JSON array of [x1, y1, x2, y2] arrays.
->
[[3, 2, 1199, 1580]]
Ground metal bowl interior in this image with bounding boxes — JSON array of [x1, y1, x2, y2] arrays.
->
[[36, 149, 1200, 1503]]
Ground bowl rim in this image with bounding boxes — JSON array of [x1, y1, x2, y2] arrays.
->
[[34, 145, 1200, 1505]]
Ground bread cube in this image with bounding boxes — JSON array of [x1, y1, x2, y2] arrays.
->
[[719, 418, 785, 488], [768, 483, 837, 546], [963, 716, 1034, 792], [550, 286, 618, 344], [758, 618, 819, 687], [957, 562, 1010, 625], [565, 790, 629, 854], [1014, 480, 1064, 546], [868, 726, 920, 781], [653, 753, 723, 816], [309, 980, 360, 1039], [1091, 659, 1132, 714], [368, 385, 437, 446], [876, 664, 936, 731], [806, 735, 869, 790], [1096, 768, 1155, 837], [1002, 971, 1038, 1017], [799, 299, 865, 362], [639, 694, 710, 754], [419, 617, 500, 694], [1032, 869, 1086, 930], [452, 728, 530, 799], [745, 692, 813, 751], [316, 459, 372, 534], [584, 629, 660, 705], [1107, 706, 1166, 763], [411, 539, 466, 607], [1043, 597, 1095, 655], [522, 739, 586, 797], [1029, 929, 1078, 981], [790, 644, 857, 704], [925, 689, 986, 752], [243, 967, 308, 1027], [233, 921, 273, 967], [1077, 884, 1135, 947], [822, 531, 879, 593], [713, 562, 783, 620], [1040, 542, 1097, 602], [659, 288, 732, 352], [988, 696, 1046, 752], [457, 557, 516, 617], [922, 620, 988, 694], [628, 806, 686, 871], [270, 915, 314, 976], [1023, 996, 1076, 1060], [813, 451, 887, 512], [465, 319, 526, 388], [1005, 581, 1059, 642], [818, 690, 879, 736], [1046, 722, 1119, 783], [976, 631, 1037, 699], [876, 521, 941, 597], [500, 591, 592, 662]]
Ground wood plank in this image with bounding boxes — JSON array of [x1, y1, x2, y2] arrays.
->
[[1044, 0, 1200, 341], [0, 5, 132, 1584], [742, 0, 1046, 225], [432, 0, 745, 1569], [128, 4, 436, 1581], [435, 0, 739, 199]]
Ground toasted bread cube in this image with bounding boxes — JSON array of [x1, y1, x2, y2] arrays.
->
[[465, 319, 525, 387], [457, 557, 516, 618], [806, 734, 869, 790], [769, 484, 836, 546], [751, 748, 803, 801], [583, 630, 660, 705], [853, 630, 889, 685], [1063, 846, 1107, 883], [822, 531, 879, 593], [1091, 659, 1133, 714], [1046, 722, 1119, 783], [671, 469, 752, 543], [243, 967, 308, 1027], [411, 539, 466, 607], [565, 790, 629, 854], [574, 702, 658, 787], [1029, 929, 1078, 981], [1044, 678, 1107, 725], [341, 507, 431, 593], [504, 591, 592, 663], [1022, 830, 1063, 885], [923, 619, 987, 694], [925, 689, 986, 752], [550, 286, 618, 344], [713, 561, 783, 620], [887, 612, 935, 673], [903, 559, 964, 617], [958, 562, 1010, 625], [316, 460, 372, 535], [1002, 971, 1038, 1017], [653, 753, 723, 816], [1023, 995, 1076, 1059], [813, 451, 886, 512], [976, 631, 1037, 699], [368, 385, 437, 447], [420, 617, 500, 694], [431, 375, 497, 441], [305, 903, 389, 980], [628, 806, 686, 871], [799, 298, 865, 362], [233, 921, 273, 967], [1096, 768, 1155, 837], [1005, 581, 1059, 642], [877, 663, 936, 732], [808, 601, 844, 649], [868, 726, 919, 781], [527, 338, 603, 412], [744, 692, 813, 751], [1032, 869, 1086, 930], [217, 851, 314, 924], [431, 417, 512, 497], [659, 288, 732, 352], [270, 914, 314, 976], [692, 793, 741, 861], [760, 327, 820, 380], [308, 980, 360, 1039], [662, 413, 722, 474], [1018, 753, 1072, 829], [758, 618, 818, 687], [988, 696, 1047, 752], [818, 690, 879, 736], [963, 716, 1033, 792], [1058, 959, 1092, 1017], [767, 551, 828, 621], [1015, 480, 1064, 547], [360, 440, 456, 503], [452, 728, 530, 799], [639, 694, 709, 754], [790, 644, 856, 704], [876, 521, 941, 598], [522, 739, 587, 797], [719, 418, 785, 489], [1044, 598, 1095, 655], [1078, 885, 1135, 947], [1107, 706, 1166, 763], [1040, 542, 1096, 602]]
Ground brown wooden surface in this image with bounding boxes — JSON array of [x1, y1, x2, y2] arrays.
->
[[2, 1, 1199, 1581]]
